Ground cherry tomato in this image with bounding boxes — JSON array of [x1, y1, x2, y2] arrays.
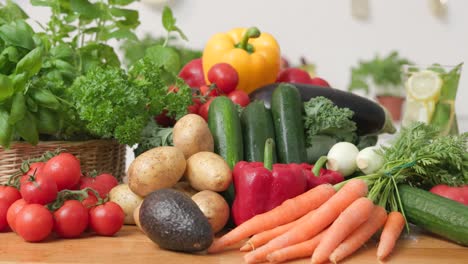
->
[[15, 204, 53, 242], [0, 186, 21, 206], [276, 68, 312, 84], [89, 201, 125, 236], [42, 153, 82, 191], [198, 97, 215, 121], [309, 77, 331, 87], [178, 58, 206, 88], [26, 162, 45, 176], [0, 200, 9, 231], [20, 173, 58, 205], [82, 194, 98, 210], [207, 63, 239, 94], [79, 173, 118, 199], [199, 85, 219, 97], [54, 200, 89, 238], [7, 198, 27, 232], [228, 90, 250, 107]]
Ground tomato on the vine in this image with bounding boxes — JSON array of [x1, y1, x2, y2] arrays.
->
[[207, 63, 239, 94], [228, 90, 250, 107], [15, 204, 54, 242], [89, 201, 125, 236], [0, 185, 21, 206], [26, 162, 45, 176], [198, 97, 215, 121], [0, 200, 9, 231], [7, 198, 27, 232], [199, 85, 219, 97], [82, 194, 98, 210], [79, 173, 118, 199], [54, 200, 89, 238], [42, 153, 82, 191], [20, 174, 58, 205]]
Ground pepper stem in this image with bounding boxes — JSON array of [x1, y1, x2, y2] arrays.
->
[[312, 156, 328, 177], [264, 138, 274, 171], [236, 27, 261, 53]]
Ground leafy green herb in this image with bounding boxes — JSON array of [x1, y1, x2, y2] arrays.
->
[[303, 96, 357, 144], [161, 6, 188, 45], [134, 119, 173, 157]]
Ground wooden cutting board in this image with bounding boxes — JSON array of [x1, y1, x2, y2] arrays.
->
[[0, 226, 467, 263]]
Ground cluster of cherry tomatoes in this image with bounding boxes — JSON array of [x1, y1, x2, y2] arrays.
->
[[0, 152, 124, 242], [189, 63, 250, 121]]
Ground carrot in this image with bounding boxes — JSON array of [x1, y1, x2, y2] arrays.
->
[[240, 210, 315, 252], [207, 184, 336, 253], [243, 179, 368, 264], [377, 211, 405, 260], [311, 197, 375, 264], [329, 205, 388, 264], [266, 229, 327, 263]]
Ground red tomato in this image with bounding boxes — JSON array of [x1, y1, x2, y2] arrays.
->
[[154, 110, 176, 127], [207, 63, 239, 94], [228, 90, 250, 107], [309, 77, 331, 87], [79, 173, 118, 199], [199, 85, 219, 97], [54, 200, 89, 238], [42, 153, 82, 191], [188, 97, 201, 114], [178, 58, 206, 88], [82, 194, 98, 210], [7, 198, 27, 232], [15, 204, 54, 242], [276, 68, 312, 84], [198, 97, 215, 121], [89, 201, 125, 236], [26, 162, 45, 176], [0, 200, 9, 231], [0, 186, 21, 206], [20, 174, 58, 205]]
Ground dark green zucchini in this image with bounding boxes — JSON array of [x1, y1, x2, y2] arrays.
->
[[249, 83, 396, 135], [271, 83, 307, 164], [399, 184, 468, 246], [241, 101, 277, 162]]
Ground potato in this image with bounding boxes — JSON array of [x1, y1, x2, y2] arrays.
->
[[133, 201, 143, 232], [173, 114, 214, 159], [128, 146, 186, 197], [185, 151, 232, 192], [172, 181, 198, 197], [192, 190, 230, 234], [109, 184, 144, 225]]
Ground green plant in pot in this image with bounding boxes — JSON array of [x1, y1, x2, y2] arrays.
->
[[348, 51, 412, 121]]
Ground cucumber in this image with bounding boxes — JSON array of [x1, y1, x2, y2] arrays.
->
[[241, 100, 277, 162], [250, 83, 396, 135], [208, 96, 243, 169], [398, 184, 468, 246], [271, 83, 307, 164]]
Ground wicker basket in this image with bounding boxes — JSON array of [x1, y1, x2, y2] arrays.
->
[[0, 140, 126, 185]]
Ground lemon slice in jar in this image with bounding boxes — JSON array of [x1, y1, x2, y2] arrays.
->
[[406, 70, 443, 101], [402, 99, 436, 126]]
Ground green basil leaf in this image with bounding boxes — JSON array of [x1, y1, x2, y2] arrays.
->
[[110, 7, 139, 27], [1, 46, 20, 63], [0, 109, 13, 148], [31, 89, 60, 110], [103, 28, 137, 41], [30, 0, 54, 7], [145, 45, 180, 74], [26, 95, 38, 112], [15, 47, 43, 78], [9, 92, 26, 124], [50, 43, 75, 60], [35, 107, 59, 135], [0, 20, 35, 50], [109, 0, 136, 6], [15, 111, 39, 145], [0, 74, 13, 101], [79, 43, 120, 73], [162, 6, 176, 32], [0, 0, 28, 24], [70, 0, 100, 19], [12, 72, 28, 92]]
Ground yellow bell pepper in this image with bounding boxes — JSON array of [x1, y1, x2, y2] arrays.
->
[[202, 27, 281, 94]]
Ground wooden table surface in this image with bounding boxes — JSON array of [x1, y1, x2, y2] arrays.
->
[[1, 225, 467, 263]]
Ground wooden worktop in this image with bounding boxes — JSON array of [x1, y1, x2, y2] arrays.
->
[[1, 226, 467, 263]]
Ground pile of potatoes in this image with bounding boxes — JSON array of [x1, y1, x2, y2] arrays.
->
[[111, 114, 231, 234]]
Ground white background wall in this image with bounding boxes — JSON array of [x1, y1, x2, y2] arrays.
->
[[16, 0, 468, 117]]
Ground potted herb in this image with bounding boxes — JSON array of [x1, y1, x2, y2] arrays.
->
[[348, 51, 412, 121]]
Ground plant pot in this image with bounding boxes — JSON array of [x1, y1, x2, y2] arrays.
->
[[376, 95, 405, 122]]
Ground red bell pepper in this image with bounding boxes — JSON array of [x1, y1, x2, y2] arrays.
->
[[231, 139, 307, 226], [430, 184, 468, 205], [300, 156, 344, 190]]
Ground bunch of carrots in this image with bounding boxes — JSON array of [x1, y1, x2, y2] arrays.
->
[[208, 179, 406, 263]]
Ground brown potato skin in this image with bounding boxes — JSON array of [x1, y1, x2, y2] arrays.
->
[[128, 146, 186, 197], [192, 190, 230, 234], [173, 114, 214, 159], [172, 182, 198, 197], [109, 184, 143, 225], [133, 202, 143, 232], [185, 151, 232, 192]]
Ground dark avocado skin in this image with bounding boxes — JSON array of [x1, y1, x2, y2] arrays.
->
[[140, 189, 213, 252]]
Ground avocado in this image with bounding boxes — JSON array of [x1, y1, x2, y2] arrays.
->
[[139, 188, 213, 252]]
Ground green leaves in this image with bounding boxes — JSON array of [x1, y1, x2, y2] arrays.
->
[[162, 5, 188, 43], [15, 47, 43, 78], [145, 45, 180, 74], [70, 0, 100, 19], [0, 109, 13, 148], [0, 20, 35, 50], [0, 74, 13, 101], [0, 0, 28, 25]]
